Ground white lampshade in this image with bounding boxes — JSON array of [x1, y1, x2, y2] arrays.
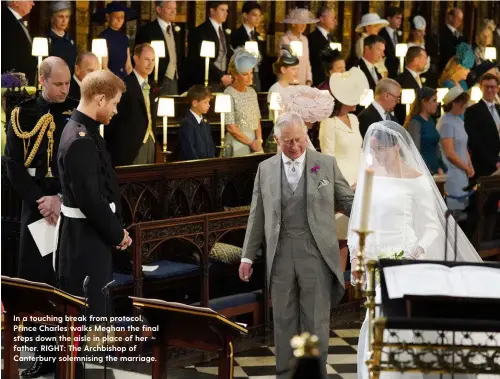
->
[[32, 37, 49, 57], [329, 42, 342, 52], [395, 43, 408, 58], [269, 92, 282, 111], [485, 47, 497, 61], [436, 88, 449, 104], [401, 89, 416, 105], [151, 40, 166, 58], [92, 39, 108, 57], [245, 41, 259, 57], [215, 94, 231, 113], [290, 41, 303, 57], [157, 97, 175, 117], [359, 89, 374, 107], [470, 86, 482, 102], [200, 40, 216, 58]]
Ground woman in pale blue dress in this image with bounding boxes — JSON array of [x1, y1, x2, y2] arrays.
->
[[437, 86, 473, 211], [225, 49, 263, 157]]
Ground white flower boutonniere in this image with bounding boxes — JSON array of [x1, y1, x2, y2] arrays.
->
[[225, 28, 231, 35], [174, 25, 181, 33], [257, 35, 264, 41], [397, 30, 403, 36], [23, 21, 28, 27]]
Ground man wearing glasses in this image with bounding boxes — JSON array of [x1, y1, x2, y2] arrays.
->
[[358, 78, 402, 138]]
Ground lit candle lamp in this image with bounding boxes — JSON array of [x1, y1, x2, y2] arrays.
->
[[244, 41, 259, 57], [395, 43, 408, 74], [290, 41, 303, 57], [359, 155, 374, 231], [437, 88, 449, 115], [401, 89, 416, 116], [329, 42, 342, 52], [157, 97, 175, 154], [32, 37, 49, 89], [269, 92, 281, 124], [91, 39, 108, 69], [99, 124, 104, 138], [200, 41, 216, 88], [151, 40, 166, 83], [215, 94, 232, 153], [359, 89, 374, 108]]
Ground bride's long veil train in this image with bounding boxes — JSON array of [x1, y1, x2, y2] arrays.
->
[[346, 121, 499, 379]]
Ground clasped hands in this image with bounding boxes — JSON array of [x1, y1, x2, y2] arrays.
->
[[116, 229, 133, 250], [250, 139, 263, 152], [37, 195, 61, 226]]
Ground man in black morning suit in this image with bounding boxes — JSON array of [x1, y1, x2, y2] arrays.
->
[[378, 6, 402, 79], [1, 1, 37, 85], [231, 1, 266, 92], [106, 44, 158, 166], [185, 1, 232, 92], [395, 46, 427, 124], [135, 1, 183, 95], [5, 57, 77, 378], [358, 78, 402, 138], [439, 8, 466, 71], [68, 51, 100, 100], [357, 35, 386, 92], [464, 74, 500, 179], [308, 6, 337, 87]]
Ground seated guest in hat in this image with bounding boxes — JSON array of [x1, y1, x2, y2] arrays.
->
[[320, 67, 368, 270], [47, 1, 77, 74], [405, 87, 446, 175], [354, 13, 389, 78], [93, 2, 138, 79], [316, 46, 345, 90], [278, 8, 318, 86], [179, 85, 215, 161], [437, 86, 473, 211], [69, 51, 100, 100]]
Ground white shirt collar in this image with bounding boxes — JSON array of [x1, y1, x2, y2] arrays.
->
[[157, 17, 171, 33], [385, 26, 394, 35], [483, 98, 498, 108], [243, 23, 254, 37], [406, 67, 421, 78], [361, 57, 375, 71], [281, 150, 307, 166], [133, 69, 147, 88], [73, 74, 81, 87], [209, 18, 222, 32], [316, 25, 329, 40], [190, 109, 203, 124], [447, 24, 457, 34], [372, 101, 389, 120], [8, 6, 23, 21]]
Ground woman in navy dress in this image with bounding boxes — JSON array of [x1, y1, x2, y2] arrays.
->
[[93, 2, 137, 79], [405, 87, 447, 175], [47, 2, 77, 73]]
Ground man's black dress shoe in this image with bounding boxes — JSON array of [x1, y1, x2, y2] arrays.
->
[[20, 361, 40, 377], [21, 361, 56, 378]]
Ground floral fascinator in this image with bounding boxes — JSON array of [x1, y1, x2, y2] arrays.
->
[[455, 43, 475, 69], [278, 85, 334, 123], [232, 47, 258, 74]]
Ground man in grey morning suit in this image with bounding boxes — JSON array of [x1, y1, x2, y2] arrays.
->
[[239, 112, 354, 378]]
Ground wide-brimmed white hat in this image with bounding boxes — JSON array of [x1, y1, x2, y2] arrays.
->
[[329, 67, 369, 106], [355, 13, 389, 33], [442, 86, 465, 105], [281, 8, 319, 24]]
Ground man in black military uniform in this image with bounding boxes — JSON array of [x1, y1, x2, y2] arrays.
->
[[5, 56, 76, 378], [56, 70, 132, 323]]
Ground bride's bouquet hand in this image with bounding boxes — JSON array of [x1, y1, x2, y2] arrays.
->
[[406, 246, 425, 260]]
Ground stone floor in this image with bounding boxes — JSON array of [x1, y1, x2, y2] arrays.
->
[[1, 328, 360, 378]]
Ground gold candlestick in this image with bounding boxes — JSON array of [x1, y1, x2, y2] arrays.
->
[[353, 229, 372, 299]]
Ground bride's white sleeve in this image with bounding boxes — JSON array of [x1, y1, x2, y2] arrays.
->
[[412, 179, 440, 258]]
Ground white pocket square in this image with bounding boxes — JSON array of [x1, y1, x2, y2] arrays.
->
[[318, 179, 330, 189]]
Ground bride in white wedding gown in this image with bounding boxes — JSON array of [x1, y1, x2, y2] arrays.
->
[[347, 121, 499, 379]]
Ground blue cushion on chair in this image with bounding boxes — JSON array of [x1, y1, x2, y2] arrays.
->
[[192, 291, 261, 311], [143, 260, 199, 280], [112, 272, 134, 287]]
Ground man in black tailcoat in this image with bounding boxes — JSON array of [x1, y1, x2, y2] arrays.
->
[[5, 57, 77, 378]]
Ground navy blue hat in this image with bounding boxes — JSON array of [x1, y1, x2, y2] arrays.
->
[[91, 2, 138, 24]]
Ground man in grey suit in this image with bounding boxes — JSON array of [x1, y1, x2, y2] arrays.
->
[[239, 112, 354, 378]]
